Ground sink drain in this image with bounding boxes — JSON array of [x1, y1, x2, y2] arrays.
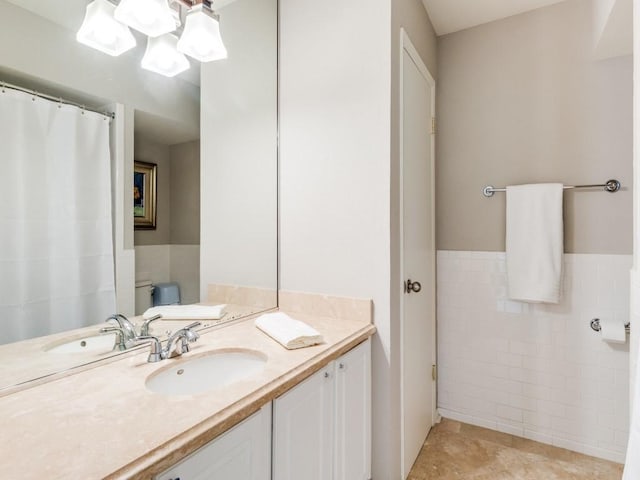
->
[[176, 369, 184, 376]]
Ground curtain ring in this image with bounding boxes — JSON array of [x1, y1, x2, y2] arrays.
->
[[32, 91, 37, 101], [1, 82, 5, 93], [58, 97, 63, 109], [81, 105, 85, 115]]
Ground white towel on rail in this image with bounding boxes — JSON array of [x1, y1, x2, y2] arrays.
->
[[506, 183, 563, 304], [255, 312, 323, 349]]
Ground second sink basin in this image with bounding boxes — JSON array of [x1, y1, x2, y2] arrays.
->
[[46, 333, 117, 354], [145, 349, 267, 396]]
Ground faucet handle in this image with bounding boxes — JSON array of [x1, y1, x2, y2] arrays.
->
[[183, 322, 201, 343], [106, 314, 137, 341], [168, 322, 202, 357], [99, 326, 129, 351], [100, 326, 121, 334], [184, 321, 202, 331], [140, 313, 162, 336]]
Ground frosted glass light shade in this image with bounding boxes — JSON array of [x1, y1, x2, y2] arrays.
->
[[177, 5, 227, 62], [141, 34, 190, 77], [76, 0, 136, 56], [115, 0, 176, 37]]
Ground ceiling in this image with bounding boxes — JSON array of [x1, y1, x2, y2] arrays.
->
[[422, 0, 569, 36]]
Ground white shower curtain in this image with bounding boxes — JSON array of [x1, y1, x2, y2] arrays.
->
[[0, 87, 116, 344]]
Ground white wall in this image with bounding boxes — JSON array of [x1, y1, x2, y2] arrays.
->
[[593, 0, 633, 59], [0, 0, 199, 138], [438, 251, 631, 462], [630, 0, 640, 438], [200, 0, 278, 297], [279, 0, 392, 477]]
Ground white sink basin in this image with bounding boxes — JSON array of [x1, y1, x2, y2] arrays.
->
[[145, 349, 267, 396], [46, 333, 117, 354]]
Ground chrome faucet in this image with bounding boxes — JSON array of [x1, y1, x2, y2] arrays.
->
[[106, 314, 137, 343], [133, 321, 201, 363], [165, 322, 201, 358], [131, 335, 164, 363], [103, 313, 162, 352], [99, 326, 132, 351]]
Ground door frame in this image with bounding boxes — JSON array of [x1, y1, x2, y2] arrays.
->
[[399, 27, 437, 478]]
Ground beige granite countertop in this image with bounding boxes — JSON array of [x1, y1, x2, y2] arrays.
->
[[0, 293, 374, 479], [0, 303, 271, 393]]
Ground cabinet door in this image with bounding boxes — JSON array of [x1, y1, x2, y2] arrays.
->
[[273, 364, 336, 480], [335, 338, 371, 480], [156, 402, 271, 480]]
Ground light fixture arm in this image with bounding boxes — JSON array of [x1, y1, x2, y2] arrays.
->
[[104, 0, 211, 6], [171, 0, 213, 9]]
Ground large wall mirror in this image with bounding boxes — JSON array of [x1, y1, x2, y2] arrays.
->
[[0, 0, 277, 391]]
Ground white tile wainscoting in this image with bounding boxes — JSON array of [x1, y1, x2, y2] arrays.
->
[[437, 251, 631, 463]]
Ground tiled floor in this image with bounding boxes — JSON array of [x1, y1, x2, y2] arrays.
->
[[407, 419, 624, 479]]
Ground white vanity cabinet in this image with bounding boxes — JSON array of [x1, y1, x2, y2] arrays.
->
[[272, 360, 336, 480], [156, 403, 272, 480], [273, 338, 371, 480], [334, 338, 372, 480], [154, 338, 371, 480]]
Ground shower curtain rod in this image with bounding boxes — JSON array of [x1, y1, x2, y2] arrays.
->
[[1, 80, 115, 120], [482, 179, 621, 198]]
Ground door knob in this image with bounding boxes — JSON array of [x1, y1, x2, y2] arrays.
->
[[405, 279, 422, 293]]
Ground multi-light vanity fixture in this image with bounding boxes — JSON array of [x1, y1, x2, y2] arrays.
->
[[76, 0, 227, 77]]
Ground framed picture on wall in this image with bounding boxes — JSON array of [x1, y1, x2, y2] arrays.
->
[[134, 161, 157, 230]]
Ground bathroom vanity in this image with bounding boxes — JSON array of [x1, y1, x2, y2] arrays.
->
[[158, 339, 371, 480], [0, 293, 375, 479]]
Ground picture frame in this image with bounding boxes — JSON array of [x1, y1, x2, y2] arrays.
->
[[134, 161, 157, 230]]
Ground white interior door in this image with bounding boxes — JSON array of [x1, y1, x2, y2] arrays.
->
[[400, 29, 436, 479]]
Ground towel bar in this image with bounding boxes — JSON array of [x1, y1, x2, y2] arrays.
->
[[590, 318, 630, 335], [483, 179, 621, 197]]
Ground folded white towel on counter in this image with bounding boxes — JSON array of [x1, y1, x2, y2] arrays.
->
[[255, 312, 324, 349], [142, 304, 227, 320], [506, 183, 564, 304]]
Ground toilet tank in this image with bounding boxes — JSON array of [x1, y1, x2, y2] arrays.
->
[[153, 282, 181, 306]]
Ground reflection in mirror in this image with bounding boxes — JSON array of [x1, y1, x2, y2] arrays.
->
[[0, 0, 277, 392]]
